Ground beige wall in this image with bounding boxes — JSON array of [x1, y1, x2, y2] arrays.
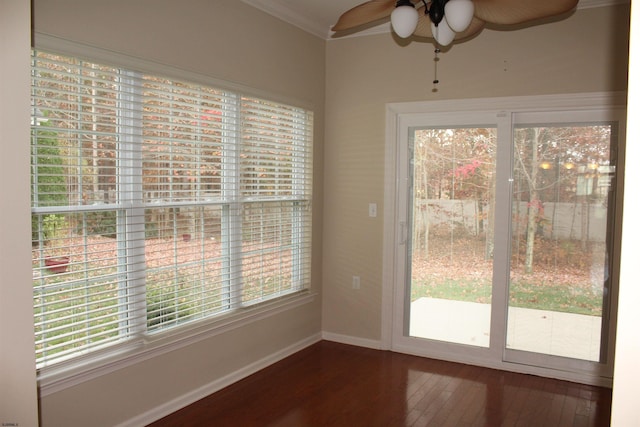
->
[[31, 1, 325, 425], [0, 2, 40, 426], [34, 0, 325, 104], [323, 5, 630, 341]]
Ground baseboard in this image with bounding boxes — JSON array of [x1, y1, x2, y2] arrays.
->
[[116, 332, 322, 427], [321, 331, 383, 350]]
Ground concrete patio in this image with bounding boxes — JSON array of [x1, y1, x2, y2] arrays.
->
[[410, 297, 602, 361]]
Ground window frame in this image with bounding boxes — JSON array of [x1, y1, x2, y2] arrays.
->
[[383, 92, 626, 386], [33, 34, 316, 395]]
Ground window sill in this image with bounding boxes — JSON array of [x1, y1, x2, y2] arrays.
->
[[38, 290, 316, 397]]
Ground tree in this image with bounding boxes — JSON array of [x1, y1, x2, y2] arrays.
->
[[513, 124, 612, 274], [412, 127, 496, 258], [31, 130, 68, 243]]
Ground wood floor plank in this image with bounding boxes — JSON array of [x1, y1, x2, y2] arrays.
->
[[147, 341, 612, 427], [559, 395, 580, 427], [544, 392, 567, 426]]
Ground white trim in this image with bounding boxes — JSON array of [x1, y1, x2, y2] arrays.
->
[[387, 92, 626, 116], [115, 332, 322, 427], [240, 0, 330, 39], [39, 292, 317, 396], [321, 331, 384, 350], [383, 92, 626, 387], [381, 106, 401, 351]]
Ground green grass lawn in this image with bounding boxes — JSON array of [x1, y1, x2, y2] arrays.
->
[[411, 277, 603, 316]]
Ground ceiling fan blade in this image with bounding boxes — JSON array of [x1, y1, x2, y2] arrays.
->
[[413, 14, 436, 38], [473, 0, 579, 25], [413, 16, 485, 40], [331, 0, 396, 32]]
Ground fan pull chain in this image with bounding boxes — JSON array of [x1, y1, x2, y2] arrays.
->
[[432, 47, 440, 92]]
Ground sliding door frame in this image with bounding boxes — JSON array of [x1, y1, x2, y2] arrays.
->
[[382, 93, 626, 387]]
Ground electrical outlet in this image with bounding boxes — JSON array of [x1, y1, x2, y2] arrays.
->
[[352, 275, 361, 290], [368, 203, 377, 218]]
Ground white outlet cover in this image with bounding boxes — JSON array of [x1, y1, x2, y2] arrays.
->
[[368, 203, 377, 217]]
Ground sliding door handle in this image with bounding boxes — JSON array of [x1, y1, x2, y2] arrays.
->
[[399, 221, 408, 245]]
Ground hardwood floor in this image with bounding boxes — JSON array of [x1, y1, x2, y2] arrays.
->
[[147, 341, 612, 427]]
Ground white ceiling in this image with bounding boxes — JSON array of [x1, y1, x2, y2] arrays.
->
[[242, 0, 628, 40]]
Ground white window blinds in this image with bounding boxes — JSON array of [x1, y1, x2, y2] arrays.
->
[[31, 50, 313, 368]]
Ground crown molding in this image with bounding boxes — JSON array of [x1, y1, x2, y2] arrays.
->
[[243, 0, 331, 39]]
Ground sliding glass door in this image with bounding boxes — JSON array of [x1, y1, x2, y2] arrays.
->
[[506, 113, 619, 366], [407, 126, 496, 348], [390, 96, 624, 382]]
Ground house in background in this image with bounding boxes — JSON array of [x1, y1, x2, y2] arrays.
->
[[1, 0, 639, 425]]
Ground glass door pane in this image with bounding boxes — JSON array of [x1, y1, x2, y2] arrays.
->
[[508, 123, 616, 361], [408, 127, 497, 347]]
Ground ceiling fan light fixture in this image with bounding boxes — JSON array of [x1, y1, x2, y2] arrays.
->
[[444, 0, 475, 32], [431, 19, 455, 46], [390, 0, 419, 38]]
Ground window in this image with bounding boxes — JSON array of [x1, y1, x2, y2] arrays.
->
[[31, 50, 313, 369]]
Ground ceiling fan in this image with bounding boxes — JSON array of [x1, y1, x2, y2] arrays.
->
[[332, 0, 579, 46]]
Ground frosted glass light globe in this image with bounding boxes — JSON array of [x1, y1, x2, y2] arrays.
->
[[431, 20, 455, 46], [391, 5, 419, 38], [444, 0, 474, 33]]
